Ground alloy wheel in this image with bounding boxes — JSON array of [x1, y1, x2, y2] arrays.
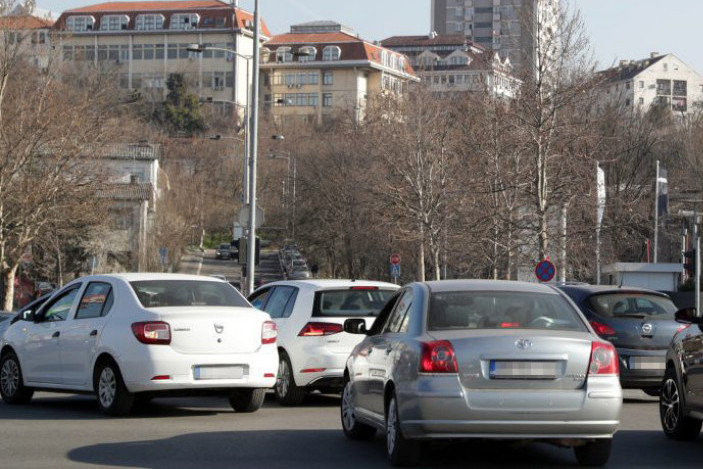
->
[[98, 366, 117, 409], [341, 382, 356, 431], [0, 359, 19, 397], [387, 398, 398, 455], [276, 358, 290, 398], [661, 378, 680, 432]]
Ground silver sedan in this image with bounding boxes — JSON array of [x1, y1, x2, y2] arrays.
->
[[340, 280, 622, 466]]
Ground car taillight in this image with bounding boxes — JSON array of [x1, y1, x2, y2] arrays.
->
[[588, 341, 619, 376], [298, 322, 343, 336], [590, 321, 616, 337], [420, 340, 458, 373], [677, 324, 691, 333], [500, 322, 520, 328], [349, 286, 379, 290], [262, 321, 277, 344], [131, 321, 171, 345]]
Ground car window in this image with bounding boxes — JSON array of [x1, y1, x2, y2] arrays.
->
[[42, 287, 81, 322], [384, 289, 413, 334], [368, 292, 401, 336], [76, 282, 113, 320], [249, 287, 272, 310], [428, 291, 587, 332], [219, 244, 230, 250], [130, 280, 249, 308], [312, 288, 396, 317], [264, 286, 297, 319], [589, 293, 677, 319], [282, 289, 298, 318]]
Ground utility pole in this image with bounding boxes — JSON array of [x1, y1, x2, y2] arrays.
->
[[653, 160, 660, 263], [246, 0, 260, 295]]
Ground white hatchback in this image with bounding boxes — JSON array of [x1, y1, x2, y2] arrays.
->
[[0, 273, 278, 416], [248, 280, 399, 405]]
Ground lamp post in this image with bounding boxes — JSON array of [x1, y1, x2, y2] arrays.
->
[[268, 150, 296, 238]]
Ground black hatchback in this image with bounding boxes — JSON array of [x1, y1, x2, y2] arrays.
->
[[557, 285, 684, 395]]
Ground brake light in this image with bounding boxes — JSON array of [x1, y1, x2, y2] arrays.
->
[[298, 322, 343, 336], [588, 342, 619, 375], [590, 321, 616, 337], [420, 340, 458, 373], [677, 324, 691, 333], [131, 322, 171, 345], [500, 322, 520, 328], [349, 286, 379, 290], [262, 321, 277, 344]]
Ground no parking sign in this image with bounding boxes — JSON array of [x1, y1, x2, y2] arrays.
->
[[534, 260, 556, 283]]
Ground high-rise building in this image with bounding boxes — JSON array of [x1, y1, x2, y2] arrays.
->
[[430, 0, 559, 72]]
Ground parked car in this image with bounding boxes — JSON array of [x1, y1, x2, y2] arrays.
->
[[216, 244, 234, 260], [341, 280, 622, 466], [0, 273, 278, 416], [0, 311, 12, 323], [556, 285, 682, 395], [287, 268, 311, 280], [659, 307, 703, 440], [248, 279, 399, 405]]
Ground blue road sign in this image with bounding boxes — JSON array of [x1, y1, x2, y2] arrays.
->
[[390, 264, 401, 278], [535, 260, 556, 282]]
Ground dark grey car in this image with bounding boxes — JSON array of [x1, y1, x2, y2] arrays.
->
[[557, 285, 683, 395]]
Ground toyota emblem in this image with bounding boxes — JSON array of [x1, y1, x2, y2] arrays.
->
[[516, 339, 533, 350], [214, 324, 224, 334]]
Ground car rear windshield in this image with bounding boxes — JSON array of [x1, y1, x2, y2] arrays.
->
[[131, 280, 249, 308], [219, 244, 230, 250], [428, 291, 587, 332], [313, 288, 396, 317], [589, 293, 677, 319]]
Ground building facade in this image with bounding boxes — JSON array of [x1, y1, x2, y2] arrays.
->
[[598, 53, 703, 115], [430, 0, 559, 72], [53, 0, 270, 113], [261, 21, 418, 124], [0, 13, 54, 69], [381, 33, 517, 98]]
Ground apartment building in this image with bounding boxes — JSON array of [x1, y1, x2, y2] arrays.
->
[[261, 21, 418, 124], [381, 33, 518, 98], [0, 13, 54, 69], [53, 1, 270, 113], [598, 53, 703, 115], [430, 0, 559, 73]]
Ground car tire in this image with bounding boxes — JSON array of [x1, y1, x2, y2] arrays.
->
[[0, 351, 34, 405], [274, 353, 306, 406], [229, 388, 266, 413], [95, 359, 134, 416], [573, 438, 612, 467], [386, 394, 420, 466], [341, 378, 376, 440], [660, 368, 702, 440]]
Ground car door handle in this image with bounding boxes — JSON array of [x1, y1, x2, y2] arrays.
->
[[52, 331, 60, 338], [90, 330, 98, 337]]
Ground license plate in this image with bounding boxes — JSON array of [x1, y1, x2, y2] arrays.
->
[[193, 365, 245, 380], [489, 360, 560, 379], [628, 356, 665, 370]]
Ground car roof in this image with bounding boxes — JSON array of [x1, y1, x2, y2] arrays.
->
[[70, 273, 229, 283], [256, 279, 399, 292], [556, 284, 669, 297], [421, 279, 561, 294]]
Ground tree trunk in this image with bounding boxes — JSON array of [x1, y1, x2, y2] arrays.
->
[[3, 265, 18, 311], [417, 221, 425, 282]]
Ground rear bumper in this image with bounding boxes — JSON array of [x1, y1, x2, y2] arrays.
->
[[617, 348, 667, 389], [396, 375, 622, 440], [291, 342, 356, 387]]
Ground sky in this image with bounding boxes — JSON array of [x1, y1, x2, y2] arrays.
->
[[36, 0, 703, 73]]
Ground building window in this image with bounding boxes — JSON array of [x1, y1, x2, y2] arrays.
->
[[475, 7, 494, 13], [276, 47, 292, 63], [322, 46, 341, 61], [100, 15, 129, 31], [322, 93, 333, 107], [323, 71, 333, 85], [169, 13, 199, 30], [656, 79, 671, 96], [638, 97, 644, 105], [625, 81, 631, 90], [298, 46, 316, 62], [135, 14, 164, 31], [673, 80, 687, 97], [66, 15, 96, 32], [639, 80, 645, 88]]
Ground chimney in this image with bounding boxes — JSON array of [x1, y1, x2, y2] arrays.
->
[[650, 52, 659, 58]]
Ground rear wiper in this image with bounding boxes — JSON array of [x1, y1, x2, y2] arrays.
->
[[615, 313, 647, 319]]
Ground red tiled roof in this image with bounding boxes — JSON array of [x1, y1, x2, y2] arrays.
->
[[380, 34, 474, 48], [0, 15, 53, 29], [66, 1, 226, 13], [266, 32, 360, 45]]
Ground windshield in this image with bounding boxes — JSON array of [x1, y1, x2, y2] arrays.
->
[[131, 280, 249, 308], [428, 291, 588, 332], [589, 293, 677, 319], [313, 288, 396, 317], [219, 244, 230, 250]]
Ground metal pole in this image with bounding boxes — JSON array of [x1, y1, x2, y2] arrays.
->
[[242, 58, 250, 205], [560, 203, 567, 283], [292, 155, 297, 240], [246, 0, 260, 295], [596, 226, 601, 285], [654, 160, 660, 263], [696, 235, 700, 315]]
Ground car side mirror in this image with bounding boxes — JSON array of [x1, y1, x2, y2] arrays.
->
[[20, 309, 34, 321], [674, 308, 703, 324], [344, 318, 367, 335]]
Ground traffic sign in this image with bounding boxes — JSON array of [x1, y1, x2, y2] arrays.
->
[[390, 253, 401, 266], [390, 264, 401, 278], [534, 260, 556, 282], [238, 205, 265, 229]]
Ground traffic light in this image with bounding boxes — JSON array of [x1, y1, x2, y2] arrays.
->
[[684, 249, 697, 277]]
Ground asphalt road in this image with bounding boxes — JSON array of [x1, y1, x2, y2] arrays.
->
[[0, 390, 701, 469]]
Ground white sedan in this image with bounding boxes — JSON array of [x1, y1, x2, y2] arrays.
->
[[0, 273, 278, 416]]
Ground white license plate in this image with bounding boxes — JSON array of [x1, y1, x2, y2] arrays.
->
[[489, 361, 560, 379], [628, 357, 665, 370], [193, 365, 245, 380]]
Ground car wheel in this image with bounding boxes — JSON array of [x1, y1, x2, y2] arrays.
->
[[341, 378, 376, 440], [229, 388, 266, 413], [274, 353, 306, 406], [660, 369, 702, 440], [0, 351, 34, 405], [573, 438, 612, 466], [95, 359, 134, 416], [386, 394, 420, 466]]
